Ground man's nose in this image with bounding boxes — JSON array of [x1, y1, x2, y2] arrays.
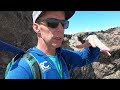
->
[[56, 23, 64, 31]]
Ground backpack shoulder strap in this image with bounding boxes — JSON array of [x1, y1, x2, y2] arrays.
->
[[22, 53, 41, 79], [5, 53, 25, 78], [5, 59, 15, 78], [5, 52, 42, 79]]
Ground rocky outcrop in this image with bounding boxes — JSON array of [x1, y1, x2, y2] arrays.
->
[[0, 11, 120, 79], [63, 27, 120, 79], [0, 11, 36, 78]]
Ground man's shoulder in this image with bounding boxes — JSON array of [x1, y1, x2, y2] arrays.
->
[[11, 54, 30, 69], [60, 48, 77, 54]]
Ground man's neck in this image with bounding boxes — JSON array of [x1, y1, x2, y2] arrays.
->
[[36, 40, 56, 56]]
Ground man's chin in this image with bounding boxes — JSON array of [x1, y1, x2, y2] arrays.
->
[[53, 44, 62, 48]]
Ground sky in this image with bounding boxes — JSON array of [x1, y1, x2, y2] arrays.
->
[[64, 11, 120, 34]]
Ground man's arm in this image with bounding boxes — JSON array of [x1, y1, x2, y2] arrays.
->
[[0, 40, 24, 54], [62, 32, 111, 69], [75, 32, 111, 56], [62, 46, 100, 69]]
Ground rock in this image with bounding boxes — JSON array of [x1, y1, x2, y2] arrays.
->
[[63, 28, 120, 79], [0, 11, 37, 79]]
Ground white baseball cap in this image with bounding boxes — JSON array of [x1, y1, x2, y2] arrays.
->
[[32, 11, 75, 23]]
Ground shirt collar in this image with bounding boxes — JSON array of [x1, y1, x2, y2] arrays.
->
[[27, 47, 62, 58]]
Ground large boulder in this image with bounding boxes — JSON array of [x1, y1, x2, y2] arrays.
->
[[0, 11, 37, 78]]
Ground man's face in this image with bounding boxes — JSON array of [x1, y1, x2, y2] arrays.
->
[[38, 11, 66, 49]]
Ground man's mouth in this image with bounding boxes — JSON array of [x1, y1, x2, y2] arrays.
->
[[54, 37, 62, 40]]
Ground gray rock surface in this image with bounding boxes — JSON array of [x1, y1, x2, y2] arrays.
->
[[0, 11, 37, 78]]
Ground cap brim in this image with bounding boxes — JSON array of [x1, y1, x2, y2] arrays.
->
[[64, 11, 75, 20]]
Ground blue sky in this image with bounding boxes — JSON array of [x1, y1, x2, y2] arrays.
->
[[64, 11, 120, 34]]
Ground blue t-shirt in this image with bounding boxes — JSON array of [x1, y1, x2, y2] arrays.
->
[[47, 54, 62, 78]]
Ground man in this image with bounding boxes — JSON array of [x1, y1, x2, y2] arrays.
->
[[5, 11, 111, 79]]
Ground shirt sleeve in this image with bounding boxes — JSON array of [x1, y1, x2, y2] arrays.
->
[[61, 46, 101, 69], [5, 58, 33, 79]]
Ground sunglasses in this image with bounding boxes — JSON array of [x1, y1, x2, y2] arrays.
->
[[39, 18, 69, 29]]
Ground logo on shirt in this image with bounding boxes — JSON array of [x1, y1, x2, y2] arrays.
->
[[39, 61, 51, 71]]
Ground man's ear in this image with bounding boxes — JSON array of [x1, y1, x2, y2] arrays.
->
[[32, 23, 41, 33]]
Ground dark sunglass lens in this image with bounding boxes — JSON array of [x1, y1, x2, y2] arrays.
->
[[45, 18, 69, 29], [62, 21, 69, 29], [47, 18, 59, 28]]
